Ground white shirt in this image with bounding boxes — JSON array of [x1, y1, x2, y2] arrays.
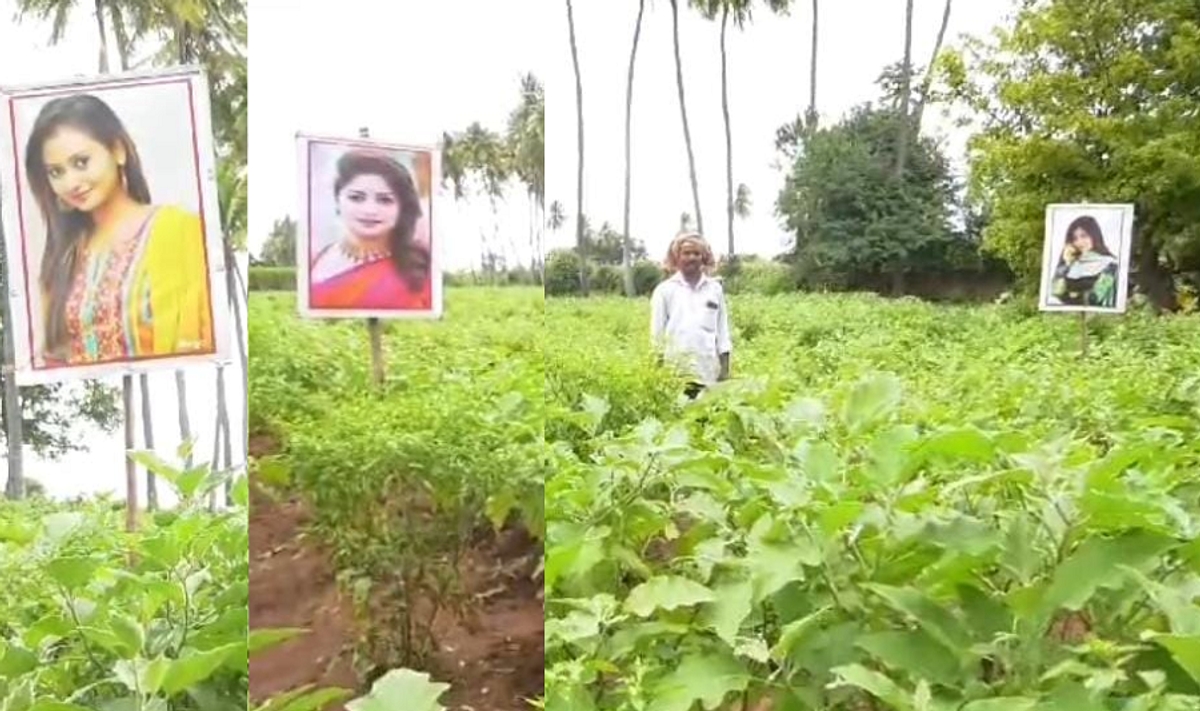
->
[[650, 272, 732, 386]]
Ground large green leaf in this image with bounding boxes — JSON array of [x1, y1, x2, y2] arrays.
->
[[1040, 531, 1178, 617], [345, 669, 450, 711], [624, 576, 717, 617], [647, 652, 750, 711]]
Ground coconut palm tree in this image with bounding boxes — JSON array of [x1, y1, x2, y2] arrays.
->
[[566, 0, 589, 295], [696, 0, 788, 259], [735, 183, 751, 221], [621, 0, 647, 297], [549, 200, 566, 234], [506, 74, 545, 279], [894, 0, 915, 179], [669, 0, 703, 236], [808, 0, 818, 129]]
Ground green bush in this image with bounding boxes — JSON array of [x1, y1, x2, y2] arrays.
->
[[720, 256, 794, 295], [545, 248, 665, 297], [249, 266, 296, 291]]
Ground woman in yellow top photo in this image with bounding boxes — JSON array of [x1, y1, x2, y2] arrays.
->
[[23, 93, 214, 368]]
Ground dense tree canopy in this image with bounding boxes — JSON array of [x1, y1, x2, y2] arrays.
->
[[776, 101, 963, 291], [941, 0, 1200, 306]]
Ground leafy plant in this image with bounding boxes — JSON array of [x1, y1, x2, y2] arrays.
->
[[545, 293, 1200, 710], [249, 288, 545, 686], [0, 451, 249, 709]]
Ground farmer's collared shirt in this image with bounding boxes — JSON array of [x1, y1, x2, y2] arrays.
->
[[650, 272, 732, 386]]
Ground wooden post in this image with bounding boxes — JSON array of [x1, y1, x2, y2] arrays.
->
[[1080, 311, 1089, 357], [0, 197, 25, 500], [123, 375, 137, 531], [140, 373, 157, 511], [358, 126, 386, 386]]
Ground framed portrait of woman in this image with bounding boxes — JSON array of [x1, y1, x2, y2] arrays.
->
[[295, 133, 443, 320], [0, 66, 232, 386], [1039, 203, 1134, 314]]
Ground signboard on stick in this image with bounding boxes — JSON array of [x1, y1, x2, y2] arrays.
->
[[0, 66, 231, 386], [1039, 203, 1134, 314], [295, 132, 443, 320]]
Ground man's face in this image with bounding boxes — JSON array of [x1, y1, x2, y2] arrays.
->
[[678, 240, 704, 276]]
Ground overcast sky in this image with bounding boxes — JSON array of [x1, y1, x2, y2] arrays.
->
[[545, 0, 1014, 261], [248, 0, 547, 271], [0, 1, 245, 504]]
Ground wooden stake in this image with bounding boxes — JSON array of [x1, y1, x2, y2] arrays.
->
[[123, 375, 138, 531], [358, 126, 386, 386], [1079, 311, 1089, 357], [369, 317, 385, 385]]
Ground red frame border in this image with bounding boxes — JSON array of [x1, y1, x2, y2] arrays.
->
[[304, 137, 437, 312], [7, 76, 218, 371]]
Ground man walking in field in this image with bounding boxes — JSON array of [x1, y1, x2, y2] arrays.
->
[[650, 231, 732, 399]]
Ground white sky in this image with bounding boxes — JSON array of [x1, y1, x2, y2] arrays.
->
[[545, 0, 1013, 260], [248, 0, 548, 272], [0, 2, 247, 504]]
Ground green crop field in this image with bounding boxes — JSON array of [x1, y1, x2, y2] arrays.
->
[[545, 293, 1200, 710], [248, 287, 545, 710], [0, 468, 249, 710]]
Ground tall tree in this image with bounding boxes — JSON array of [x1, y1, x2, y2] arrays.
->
[[669, 0, 704, 236], [735, 183, 752, 222], [622, 0, 647, 297], [127, 0, 249, 471], [696, 0, 789, 259], [808, 0, 818, 128], [778, 102, 958, 292], [893, 0, 915, 179], [942, 0, 1200, 310], [506, 73, 545, 278], [716, 0, 748, 259], [549, 200, 566, 233], [260, 217, 298, 266], [911, 0, 953, 133], [566, 0, 589, 295]]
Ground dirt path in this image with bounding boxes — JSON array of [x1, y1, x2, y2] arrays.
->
[[248, 438, 544, 710]]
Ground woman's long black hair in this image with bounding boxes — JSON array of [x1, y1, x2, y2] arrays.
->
[[333, 150, 430, 292], [1063, 215, 1114, 257], [24, 94, 150, 358]]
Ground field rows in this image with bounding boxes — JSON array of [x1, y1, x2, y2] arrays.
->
[[545, 293, 1200, 710]]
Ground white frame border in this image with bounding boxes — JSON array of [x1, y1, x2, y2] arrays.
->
[[294, 131, 445, 321], [0, 65, 233, 386], [1037, 202, 1134, 315]]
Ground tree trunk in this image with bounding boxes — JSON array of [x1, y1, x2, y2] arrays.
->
[[566, 0, 589, 295], [670, 0, 704, 235], [123, 376, 137, 531], [1134, 228, 1178, 313], [94, 0, 110, 73], [0, 199, 24, 501], [107, 1, 131, 71], [808, 0, 819, 129], [893, 0, 915, 179], [623, 0, 646, 297], [721, 5, 735, 259], [140, 373, 157, 511], [176, 370, 193, 467], [911, 0, 953, 133]]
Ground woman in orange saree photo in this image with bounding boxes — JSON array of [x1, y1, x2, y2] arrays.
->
[[308, 149, 433, 311], [24, 93, 215, 368]]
